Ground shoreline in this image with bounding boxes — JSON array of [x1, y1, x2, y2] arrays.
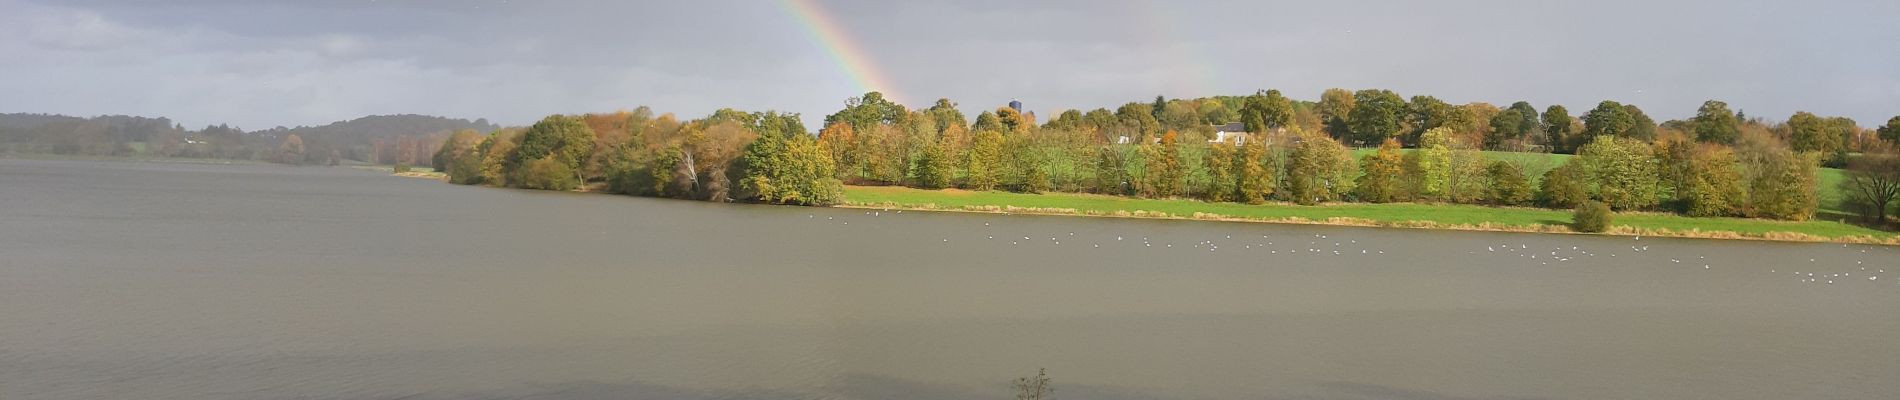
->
[[355, 166, 1896, 246], [835, 201, 1900, 246]]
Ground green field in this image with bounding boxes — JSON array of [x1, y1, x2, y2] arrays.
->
[[841, 183, 1896, 242]]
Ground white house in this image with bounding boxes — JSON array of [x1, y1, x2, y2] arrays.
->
[[1208, 122, 1248, 145]]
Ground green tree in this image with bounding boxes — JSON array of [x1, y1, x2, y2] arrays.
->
[[1151, 95, 1167, 122], [1239, 90, 1293, 133], [1235, 133, 1275, 204], [1580, 101, 1634, 145], [1622, 104, 1656, 141], [1317, 88, 1356, 140], [1405, 127, 1455, 200], [740, 127, 843, 206], [1878, 116, 1900, 144], [508, 115, 596, 189], [1198, 100, 1235, 125], [1354, 138, 1406, 203], [1116, 103, 1162, 144], [1485, 161, 1534, 206], [927, 98, 967, 134], [1840, 148, 1900, 223], [1348, 89, 1405, 146], [1787, 111, 1843, 157], [1405, 95, 1454, 143], [519, 156, 579, 191], [824, 91, 906, 133], [1542, 105, 1574, 152], [1486, 109, 1524, 150], [1692, 100, 1741, 145], [971, 110, 1004, 133], [1506, 101, 1540, 139], [912, 138, 954, 189]]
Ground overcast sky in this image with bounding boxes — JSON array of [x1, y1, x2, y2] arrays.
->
[[2, 0, 1896, 130]]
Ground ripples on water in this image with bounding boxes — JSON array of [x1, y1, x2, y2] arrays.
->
[[2, 159, 1897, 399]]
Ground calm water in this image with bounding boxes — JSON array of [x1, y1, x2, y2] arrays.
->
[[2, 158, 1898, 399]]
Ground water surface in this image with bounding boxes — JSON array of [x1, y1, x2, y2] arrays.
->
[[2, 158, 1896, 399]]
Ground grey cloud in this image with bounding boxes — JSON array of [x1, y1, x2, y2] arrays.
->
[[2, 0, 1896, 130]]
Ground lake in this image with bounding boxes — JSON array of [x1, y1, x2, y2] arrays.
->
[[2, 158, 1897, 399]]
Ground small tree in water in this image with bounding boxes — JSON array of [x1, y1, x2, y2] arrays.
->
[[1013, 368, 1053, 400]]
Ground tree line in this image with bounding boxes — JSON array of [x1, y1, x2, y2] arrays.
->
[[0, 113, 496, 166], [438, 90, 1900, 226]]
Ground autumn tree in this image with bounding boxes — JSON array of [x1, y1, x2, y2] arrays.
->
[[1485, 161, 1534, 206], [1203, 141, 1238, 201], [996, 106, 1031, 134], [274, 134, 305, 165], [965, 129, 1005, 190], [1678, 144, 1747, 217], [1286, 130, 1355, 204], [1354, 138, 1406, 203], [1235, 133, 1275, 203], [1576, 135, 1660, 210], [1741, 144, 1819, 220], [1145, 131, 1187, 197], [434, 129, 484, 184]]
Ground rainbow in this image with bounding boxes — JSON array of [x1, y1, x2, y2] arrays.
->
[[779, 0, 904, 104]]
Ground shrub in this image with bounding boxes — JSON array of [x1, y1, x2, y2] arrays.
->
[[393, 162, 412, 173], [1573, 201, 1612, 233]]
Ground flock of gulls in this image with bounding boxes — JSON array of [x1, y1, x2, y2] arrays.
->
[[810, 209, 1898, 288]]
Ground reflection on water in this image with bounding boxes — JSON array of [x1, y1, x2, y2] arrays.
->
[[2, 158, 1897, 399]]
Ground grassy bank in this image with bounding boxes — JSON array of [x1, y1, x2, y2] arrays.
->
[[841, 185, 1899, 244]]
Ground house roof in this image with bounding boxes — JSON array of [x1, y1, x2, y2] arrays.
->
[[1214, 122, 1246, 132]]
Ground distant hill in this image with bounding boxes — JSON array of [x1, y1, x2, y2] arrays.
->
[[0, 113, 498, 165]]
